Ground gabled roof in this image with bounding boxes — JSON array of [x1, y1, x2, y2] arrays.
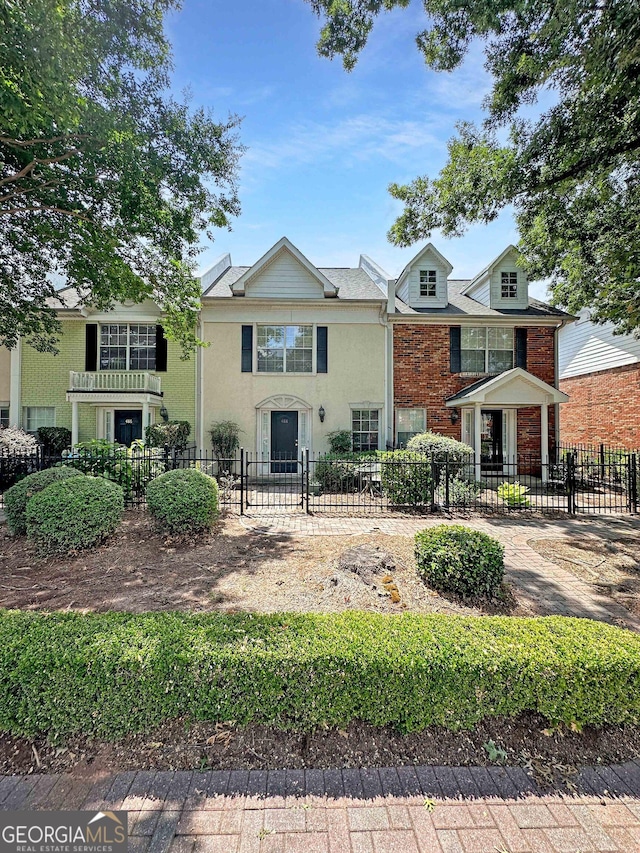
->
[[228, 236, 338, 297], [445, 367, 569, 406], [461, 244, 519, 295], [394, 243, 453, 293]]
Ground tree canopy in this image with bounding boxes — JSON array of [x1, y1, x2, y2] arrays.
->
[[306, 0, 640, 334], [1, 0, 243, 353]]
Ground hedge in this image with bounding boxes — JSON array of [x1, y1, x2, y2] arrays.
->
[[3, 466, 82, 534], [0, 610, 639, 740], [146, 467, 218, 533], [415, 525, 505, 597]]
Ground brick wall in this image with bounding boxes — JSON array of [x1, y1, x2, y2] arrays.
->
[[392, 323, 556, 455], [559, 362, 640, 449]]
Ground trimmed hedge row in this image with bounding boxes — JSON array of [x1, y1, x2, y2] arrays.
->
[[0, 610, 639, 740]]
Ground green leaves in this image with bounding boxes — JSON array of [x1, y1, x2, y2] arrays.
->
[[0, 0, 243, 353], [306, 0, 640, 333], [0, 610, 639, 739]]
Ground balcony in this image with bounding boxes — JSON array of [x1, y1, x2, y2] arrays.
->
[[69, 371, 162, 394]]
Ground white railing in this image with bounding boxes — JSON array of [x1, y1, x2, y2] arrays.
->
[[69, 371, 162, 393]]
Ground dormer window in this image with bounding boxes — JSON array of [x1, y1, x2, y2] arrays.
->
[[501, 271, 518, 298], [419, 270, 437, 297]]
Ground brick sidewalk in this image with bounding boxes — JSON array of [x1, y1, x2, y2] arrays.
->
[[3, 763, 640, 852]]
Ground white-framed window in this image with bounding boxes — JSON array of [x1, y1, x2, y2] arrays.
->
[[257, 325, 313, 373], [461, 327, 513, 374], [500, 271, 518, 298], [99, 324, 156, 370], [419, 269, 437, 297], [0, 406, 9, 428], [352, 409, 379, 452], [24, 406, 55, 432], [396, 408, 426, 447]]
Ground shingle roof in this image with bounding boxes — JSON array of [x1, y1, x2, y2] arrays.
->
[[394, 280, 572, 319], [202, 266, 386, 301]]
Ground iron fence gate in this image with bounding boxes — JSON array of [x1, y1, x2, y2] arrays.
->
[[1, 443, 638, 516]]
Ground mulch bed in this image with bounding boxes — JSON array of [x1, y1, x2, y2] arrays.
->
[[2, 716, 640, 791]]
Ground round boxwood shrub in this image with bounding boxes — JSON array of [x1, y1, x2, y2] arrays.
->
[[406, 431, 474, 486], [25, 475, 124, 554], [380, 450, 433, 506], [415, 524, 504, 597], [4, 466, 83, 534], [146, 468, 218, 533]]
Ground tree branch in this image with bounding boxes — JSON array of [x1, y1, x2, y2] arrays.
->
[[0, 204, 91, 221], [0, 133, 91, 148], [0, 148, 85, 187], [535, 136, 640, 190]]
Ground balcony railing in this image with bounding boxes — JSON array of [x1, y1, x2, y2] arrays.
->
[[69, 371, 162, 394]]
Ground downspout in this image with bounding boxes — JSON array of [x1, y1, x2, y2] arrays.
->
[[9, 339, 21, 428], [386, 279, 396, 449], [196, 315, 204, 453]]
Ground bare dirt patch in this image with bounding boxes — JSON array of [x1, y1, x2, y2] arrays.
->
[[529, 533, 640, 617], [1, 716, 639, 790], [0, 511, 516, 616]]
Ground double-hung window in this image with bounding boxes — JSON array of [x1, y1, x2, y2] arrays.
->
[[0, 406, 10, 428], [352, 409, 379, 451], [461, 327, 513, 374], [396, 408, 426, 447], [24, 406, 55, 432], [257, 325, 313, 373], [419, 270, 437, 297], [99, 324, 156, 370], [501, 271, 518, 299]]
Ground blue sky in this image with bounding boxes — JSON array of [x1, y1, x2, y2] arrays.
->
[[166, 0, 545, 298]]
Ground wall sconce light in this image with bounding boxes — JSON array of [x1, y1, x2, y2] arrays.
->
[[318, 405, 326, 423], [450, 408, 459, 425], [159, 404, 169, 423]]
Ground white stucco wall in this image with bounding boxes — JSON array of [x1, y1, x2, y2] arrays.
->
[[201, 302, 387, 455]]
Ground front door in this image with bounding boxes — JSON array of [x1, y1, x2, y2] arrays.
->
[[114, 410, 142, 446], [271, 411, 298, 473], [480, 409, 503, 471]]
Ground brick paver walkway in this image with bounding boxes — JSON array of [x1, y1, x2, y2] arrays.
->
[[3, 763, 640, 852], [239, 512, 640, 630]]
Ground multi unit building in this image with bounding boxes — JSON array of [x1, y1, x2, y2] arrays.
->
[[558, 310, 640, 449], [1, 237, 574, 475]]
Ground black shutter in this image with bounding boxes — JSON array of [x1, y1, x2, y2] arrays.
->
[[155, 325, 168, 372], [85, 324, 98, 371], [317, 326, 328, 373], [515, 327, 527, 369], [241, 325, 253, 372], [449, 326, 461, 373]]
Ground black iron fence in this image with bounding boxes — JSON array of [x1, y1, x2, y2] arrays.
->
[[1, 443, 638, 516]]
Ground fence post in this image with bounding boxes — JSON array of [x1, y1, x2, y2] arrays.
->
[[599, 443, 605, 481], [239, 447, 244, 515], [444, 452, 450, 510], [629, 454, 638, 514], [566, 451, 576, 514], [429, 452, 436, 512], [305, 449, 311, 514]]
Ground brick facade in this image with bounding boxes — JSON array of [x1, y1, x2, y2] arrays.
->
[[392, 323, 557, 456], [559, 362, 640, 449]]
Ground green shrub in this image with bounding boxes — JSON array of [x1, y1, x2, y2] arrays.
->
[[146, 468, 218, 533], [145, 421, 191, 452], [406, 431, 474, 485], [67, 440, 134, 494], [436, 476, 483, 508], [415, 524, 505, 597], [36, 427, 72, 455], [25, 476, 124, 554], [0, 610, 639, 740], [313, 452, 376, 492], [380, 450, 433, 506], [3, 466, 83, 534], [209, 421, 241, 462], [326, 429, 352, 454], [497, 481, 531, 507]]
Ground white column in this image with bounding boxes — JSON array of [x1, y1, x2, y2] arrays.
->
[[474, 403, 482, 481], [540, 403, 549, 483], [142, 401, 150, 439], [71, 401, 79, 446]]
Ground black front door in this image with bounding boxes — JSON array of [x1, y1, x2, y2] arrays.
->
[[271, 411, 298, 473], [480, 409, 503, 471], [114, 410, 142, 446]]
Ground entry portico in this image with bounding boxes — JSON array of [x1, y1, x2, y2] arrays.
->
[[446, 368, 569, 481]]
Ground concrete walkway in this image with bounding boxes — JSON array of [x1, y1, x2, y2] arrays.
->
[[3, 763, 640, 852], [239, 512, 640, 631]]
